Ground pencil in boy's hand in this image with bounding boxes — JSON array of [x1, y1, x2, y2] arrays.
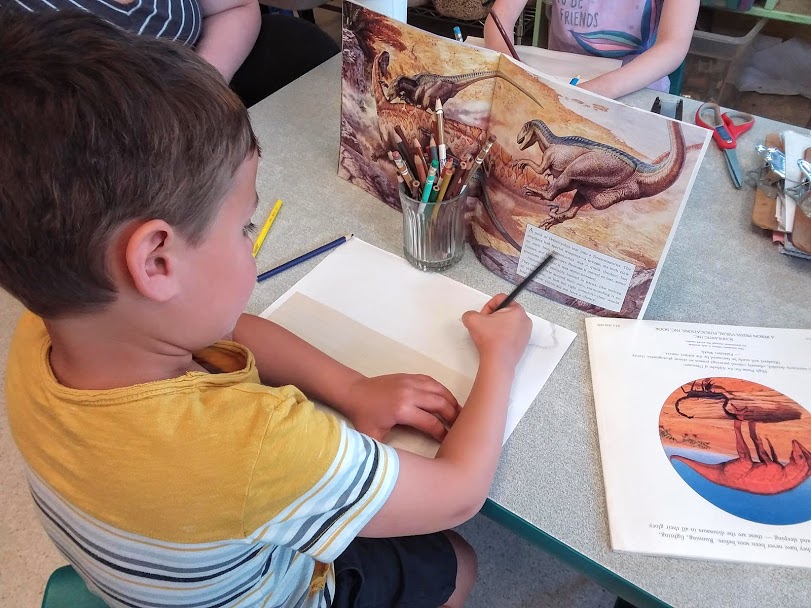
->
[[257, 234, 353, 282], [495, 252, 554, 311], [252, 199, 283, 257]]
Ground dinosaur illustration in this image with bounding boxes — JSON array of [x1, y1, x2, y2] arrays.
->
[[381, 67, 544, 111], [373, 51, 484, 159], [669, 379, 811, 495], [512, 118, 685, 229], [671, 419, 811, 495]]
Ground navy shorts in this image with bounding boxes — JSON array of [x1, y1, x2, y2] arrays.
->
[[331, 533, 457, 608]]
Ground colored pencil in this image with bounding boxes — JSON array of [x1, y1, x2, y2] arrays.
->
[[462, 133, 496, 192], [420, 159, 439, 209], [495, 252, 554, 311], [453, 26, 463, 42], [252, 199, 283, 257], [257, 234, 353, 282], [435, 99, 447, 170], [429, 137, 438, 163], [448, 158, 469, 198], [392, 151, 418, 196], [489, 9, 520, 61], [436, 159, 456, 203], [414, 151, 427, 184]]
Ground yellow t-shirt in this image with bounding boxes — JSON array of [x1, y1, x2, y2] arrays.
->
[[6, 312, 399, 608]]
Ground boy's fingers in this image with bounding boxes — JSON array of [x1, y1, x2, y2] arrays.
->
[[418, 376, 461, 412], [415, 391, 459, 426], [481, 293, 508, 314], [398, 408, 448, 442]]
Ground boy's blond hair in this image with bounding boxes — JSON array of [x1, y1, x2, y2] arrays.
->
[[0, 9, 258, 318]]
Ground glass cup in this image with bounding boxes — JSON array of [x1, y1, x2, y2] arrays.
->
[[399, 183, 466, 271]]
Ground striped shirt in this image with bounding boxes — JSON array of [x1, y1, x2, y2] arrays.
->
[[4, 0, 202, 47], [6, 313, 399, 608]]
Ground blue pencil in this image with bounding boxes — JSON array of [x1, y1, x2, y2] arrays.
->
[[257, 234, 353, 282]]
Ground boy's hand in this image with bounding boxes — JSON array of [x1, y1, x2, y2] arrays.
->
[[344, 374, 461, 442], [462, 294, 532, 367]]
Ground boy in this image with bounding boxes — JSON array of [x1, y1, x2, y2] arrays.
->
[[0, 10, 531, 608]]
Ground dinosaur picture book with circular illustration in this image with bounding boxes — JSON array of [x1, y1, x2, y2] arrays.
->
[[587, 318, 811, 568], [338, 2, 711, 318]]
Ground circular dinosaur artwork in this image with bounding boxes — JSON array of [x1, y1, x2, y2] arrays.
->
[[659, 378, 811, 525]]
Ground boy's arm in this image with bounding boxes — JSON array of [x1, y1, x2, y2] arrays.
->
[[231, 313, 460, 441], [197, 0, 261, 82], [360, 295, 532, 536], [579, 0, 699, 99]]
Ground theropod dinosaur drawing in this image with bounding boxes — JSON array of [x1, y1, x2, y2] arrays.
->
[[380, 66, 544, 110], [671, 420, 811, 495], [668, 378, 811, 495], [373, 51, 485, 158], [512, 118, 685, 229]]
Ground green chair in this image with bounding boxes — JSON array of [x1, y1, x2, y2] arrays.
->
[[41, 566, 108, 608]]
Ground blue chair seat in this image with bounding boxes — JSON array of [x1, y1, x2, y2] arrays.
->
[[42, 566, 108, 608]]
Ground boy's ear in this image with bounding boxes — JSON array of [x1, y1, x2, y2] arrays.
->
[[124, 220, 182, 302]]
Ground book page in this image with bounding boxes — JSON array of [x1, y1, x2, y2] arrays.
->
[[587, 317, 811, 568], [462, 36, 622, 84], [517, 225, 634, 312], [339, 1, 501, 209], [478, 53, 709, 318], [338, 1, 710, 318], [261, 239, 576, 457]]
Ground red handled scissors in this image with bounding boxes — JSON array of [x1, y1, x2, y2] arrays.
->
[[695, 102, 755, 189]]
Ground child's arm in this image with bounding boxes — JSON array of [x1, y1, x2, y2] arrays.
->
[[197, 0, 261, 82], [483, 0, 526, 57], [231, 314, 460, 442], [360, 294, 532, 535], [570, 0, 699, 99]]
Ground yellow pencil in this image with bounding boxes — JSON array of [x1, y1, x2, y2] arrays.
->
[[252, 199, 283, 257]]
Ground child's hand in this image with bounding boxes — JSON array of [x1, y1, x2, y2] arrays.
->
[[461, 294, 532, 367], [345, 374, 460, 442]]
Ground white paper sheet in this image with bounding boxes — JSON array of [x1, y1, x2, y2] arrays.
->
[[261, 238, 576, 457], [517, 225, 635, 313]]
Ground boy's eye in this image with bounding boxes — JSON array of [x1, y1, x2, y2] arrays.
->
[[243, 222, 258, 237]]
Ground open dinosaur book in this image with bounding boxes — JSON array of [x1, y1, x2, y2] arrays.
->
[[586, 318, 811, 568], [339, 2, 711, 318]]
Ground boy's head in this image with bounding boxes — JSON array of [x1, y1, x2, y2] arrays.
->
[[0, 9, 259, 340]]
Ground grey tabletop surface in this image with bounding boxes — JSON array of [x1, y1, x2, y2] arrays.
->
[[245, 56, 811, 608]]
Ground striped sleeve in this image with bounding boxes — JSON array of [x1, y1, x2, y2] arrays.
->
[[243, 403, 399, 563]]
